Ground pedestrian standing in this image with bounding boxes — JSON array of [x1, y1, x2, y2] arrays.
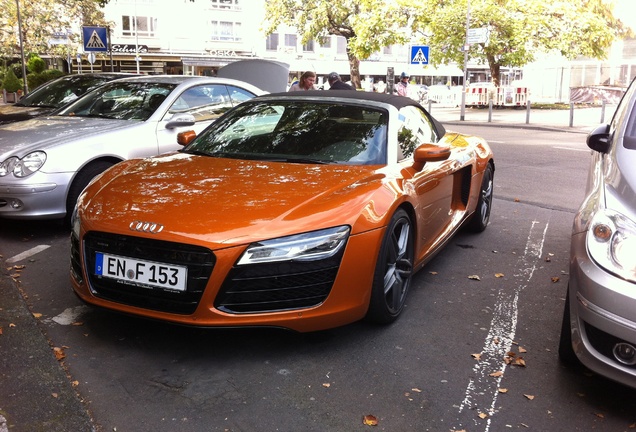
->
[[288, 71, 317, 91]]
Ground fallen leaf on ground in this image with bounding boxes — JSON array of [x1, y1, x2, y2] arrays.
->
[[498, 388, 508, 393], [514, 198, 520, 202], [468, 275, 481, 280], [519, 346, 527, 353], [471, 353, 482, 361], [429, 271, 438, 275], [13, 265, 25, 270], [551, 277, 560, 283], [490, 371, 504, 377], [53, 347, 66, 361], [495, 273, 504, 278], [32, 313, 42, 318], [72, 380, 79, 387], [51, 393, 58, 398], [9, 323, 16, 328], [322, 383, 330, 388], [513, 357, 526, 367], [595, 413, 605, 419], [363, 415, 378, 426], [478, 412, 488, 419], [411, 388, 422, 393], [524, 394, 535, 400]]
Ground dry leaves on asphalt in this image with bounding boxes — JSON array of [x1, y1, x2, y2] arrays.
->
[[524, 394, 535, 400], [53, 347, 66, 361], [468, 275, 481, 281], [362, 415, 378, 426]]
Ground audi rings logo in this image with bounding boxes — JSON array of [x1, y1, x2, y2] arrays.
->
[[129, 221, 164, 234]]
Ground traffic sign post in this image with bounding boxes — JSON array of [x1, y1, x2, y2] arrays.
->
[[82, 26, 108, 52], [410, 45, 430, 65]]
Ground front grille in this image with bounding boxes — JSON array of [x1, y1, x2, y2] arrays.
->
[[83, 232, 215, 314], [460, 167, 471, 206], [70, 233, 83, 284], [215, 252, 344, 314]]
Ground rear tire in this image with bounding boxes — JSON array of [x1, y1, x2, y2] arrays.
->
[[366, 209, 414, 324], [465, 163, 494, 232], [64, 161, 113, 227]]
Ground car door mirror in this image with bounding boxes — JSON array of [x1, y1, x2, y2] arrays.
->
[[587, 124, 611, 153], [412, 144, 451, 171], [165, 113, 196, 129], [177, 130, 197, 146]]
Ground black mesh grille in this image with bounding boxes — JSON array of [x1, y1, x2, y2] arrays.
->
[[215, 252, 344, 314], [460, 167, 471, 206], [70, 233, 83, 284], [83, 232, 215, 314]]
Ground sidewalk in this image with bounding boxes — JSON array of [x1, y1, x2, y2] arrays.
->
[[428, 104, 615, 134]]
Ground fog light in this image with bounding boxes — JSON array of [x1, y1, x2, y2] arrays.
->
[[613, 342, 636, 365], [10, 199, 23, 209]]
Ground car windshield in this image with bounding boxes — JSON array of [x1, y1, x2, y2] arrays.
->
[[183, 101, 389, 165], [15, 75, 117, 109], [57, 81, 176, 121]]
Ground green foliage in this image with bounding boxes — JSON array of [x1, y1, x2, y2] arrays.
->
[[263, 0, 412, 88], [27, 69, 64, 90], [27, 55, 46, 74], [2, 67, 22, 92], [408, 0, 631, 86]]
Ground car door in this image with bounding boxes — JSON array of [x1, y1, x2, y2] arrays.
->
[[398, 105, 458, 258], [155, 84, 237, 154]]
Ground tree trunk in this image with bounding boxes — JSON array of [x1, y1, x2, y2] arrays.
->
[[346, 46, 361, 89], [486, 53, 501, 87]]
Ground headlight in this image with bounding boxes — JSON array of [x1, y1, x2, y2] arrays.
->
[[0, 156, 19, 176], [587, 209, 636, 283], [0, 152, 47, 177], [237, 226, 350, 265], [15, 151, 47, 177]]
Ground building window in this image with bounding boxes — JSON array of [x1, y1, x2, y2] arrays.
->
[[210, 0, 241, 10], [211, 20, 241, 42], [336, 36, 347, 55], [284, 34, 297, 48], [302, 40, 314, 52], [320, 36, 331, 49], [266, 33, 279, 51], [122, 15, 157, 37], [383, 46, 392, 55]]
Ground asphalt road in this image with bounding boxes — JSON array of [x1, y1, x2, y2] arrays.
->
[[2, 124, 636, 431]]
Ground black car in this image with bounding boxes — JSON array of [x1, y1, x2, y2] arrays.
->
[[0, 72, 134, 125]]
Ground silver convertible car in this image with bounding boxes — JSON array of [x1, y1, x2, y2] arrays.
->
[[0, 75, 264, 224], [559, 76, 636, 389]]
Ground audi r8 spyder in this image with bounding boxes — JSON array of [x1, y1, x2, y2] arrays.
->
[[70, 91, 494, 332]]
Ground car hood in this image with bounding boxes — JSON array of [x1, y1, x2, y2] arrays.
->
[[0, 116, 134, 157], [0, 104, 50, 125], [81, 152, 392, 248]]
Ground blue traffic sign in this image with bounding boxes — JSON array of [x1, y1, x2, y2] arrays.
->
[[82, 26, 108, 52], [410, 45, 429, 65]]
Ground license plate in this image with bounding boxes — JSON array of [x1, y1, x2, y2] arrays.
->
[[95, 252, 187, 291]]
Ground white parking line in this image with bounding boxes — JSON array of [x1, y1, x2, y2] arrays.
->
[[454, 218, 549, 431], [6, 245, 51, 264], [553, 146, 590, 152]]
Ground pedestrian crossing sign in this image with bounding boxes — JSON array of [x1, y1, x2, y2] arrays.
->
[[82, 26, 108, 52], [410, 45, 429, 65]]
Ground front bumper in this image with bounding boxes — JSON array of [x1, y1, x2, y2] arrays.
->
[[0, 171, 72, 219], [70, 228, 384, 333], [568, 231, 636, 388]]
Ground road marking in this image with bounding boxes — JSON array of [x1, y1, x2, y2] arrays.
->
[[553, 146, 590, 152], [49, 306, 92, 326], [6, 245, 51, 264], [454, 218, 549, 431]]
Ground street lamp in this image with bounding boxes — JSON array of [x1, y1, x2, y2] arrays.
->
[[16, 0, 29, 94]]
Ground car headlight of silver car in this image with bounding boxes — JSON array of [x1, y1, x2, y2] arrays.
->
[[0, 151, 47, 177], [237, 226, 350, 265], [587, 209, 636, 282]]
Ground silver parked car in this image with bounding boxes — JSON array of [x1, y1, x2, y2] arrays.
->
[[559, 76, 636, 388], [0, 72, 135, 125], [0, 75, 265, 224]]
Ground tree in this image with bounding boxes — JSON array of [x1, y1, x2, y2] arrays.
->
[[0, 0, 108, 63], [263, 0, 412, 89], [408, 0, 631, 87]]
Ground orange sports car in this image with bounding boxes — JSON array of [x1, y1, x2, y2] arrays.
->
[[70, 91, 494, 332]]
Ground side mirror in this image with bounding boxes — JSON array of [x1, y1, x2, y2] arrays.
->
[[412, 144, 451, 171], [587, 124, 611, 153], [165, 113, 196, 129], [177, 130, 197, 146]]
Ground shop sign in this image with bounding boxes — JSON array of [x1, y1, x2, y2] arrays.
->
[[112, 44, 149, 54]]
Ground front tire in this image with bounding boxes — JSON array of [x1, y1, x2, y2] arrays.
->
[[366, 208, 414, 324], [64, 161, 113, 227], [465, 163, 494, 232]]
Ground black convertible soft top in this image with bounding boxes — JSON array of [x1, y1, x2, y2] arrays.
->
[[254, 90, 447, 138]]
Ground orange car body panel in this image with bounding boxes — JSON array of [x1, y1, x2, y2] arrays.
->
[[71, 129, 493, 332]]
